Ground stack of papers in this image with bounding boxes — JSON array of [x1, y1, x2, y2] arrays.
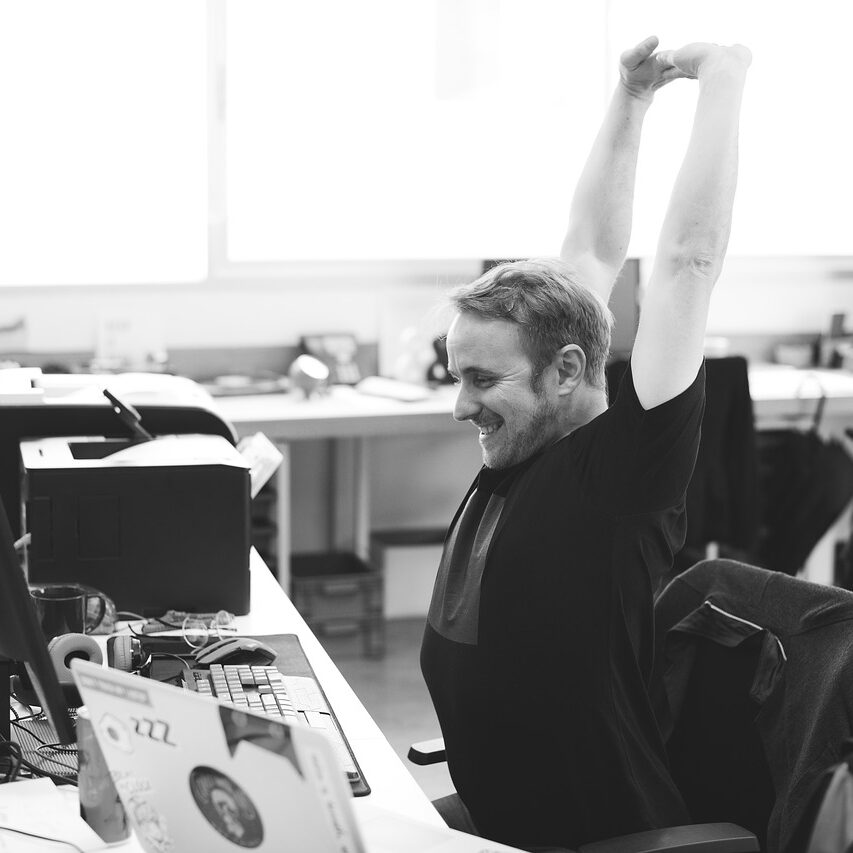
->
[[0, 778, 115, 851]]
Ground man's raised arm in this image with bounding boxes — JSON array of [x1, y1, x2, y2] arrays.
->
[[631, 43, 752, 410], [561, 35, 685, 303]]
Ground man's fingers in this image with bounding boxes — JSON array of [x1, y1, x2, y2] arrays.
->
[[620, 35, 659, 70], [656, 66, 690, 86]]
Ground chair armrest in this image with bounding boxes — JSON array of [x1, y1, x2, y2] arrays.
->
[[407, 737, 446, 766], [578, 823, 759, 853]]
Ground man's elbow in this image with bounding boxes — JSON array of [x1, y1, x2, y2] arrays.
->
[[657, 242, 727, 285], [685, 253, 720, 281]]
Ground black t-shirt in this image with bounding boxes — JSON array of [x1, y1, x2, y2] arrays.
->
[[421, 363, 705, 850]]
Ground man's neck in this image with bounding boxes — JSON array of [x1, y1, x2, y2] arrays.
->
[[559, 385, 609, 437]]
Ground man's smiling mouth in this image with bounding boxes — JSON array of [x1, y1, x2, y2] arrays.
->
[[476, 421, 502, 437]]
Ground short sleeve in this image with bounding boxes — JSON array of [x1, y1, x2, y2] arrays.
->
[[569, 361, 706, 515]]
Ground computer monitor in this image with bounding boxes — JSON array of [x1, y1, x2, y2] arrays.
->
[[0, 493, 76, 745]]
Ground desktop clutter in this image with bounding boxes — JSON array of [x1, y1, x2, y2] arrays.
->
[[205, 330, 453, 404], [1, 372, 390, 850]]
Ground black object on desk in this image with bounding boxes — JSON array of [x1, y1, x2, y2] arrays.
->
[[21, 434, 251, 616], [103, 388, 154, 441], [0, 399, 237, 540], [0, 492, 76, 747]]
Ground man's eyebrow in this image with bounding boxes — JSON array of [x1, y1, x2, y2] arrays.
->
[[458, 366, 498, 377]]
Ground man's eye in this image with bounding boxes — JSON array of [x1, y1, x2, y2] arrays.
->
[[473, 376, 494, 388]]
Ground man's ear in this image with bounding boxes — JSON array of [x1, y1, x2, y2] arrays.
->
[[555, 345, 586, 395]]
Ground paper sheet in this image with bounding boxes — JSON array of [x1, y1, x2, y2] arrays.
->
[[0, 778, 110, 851]]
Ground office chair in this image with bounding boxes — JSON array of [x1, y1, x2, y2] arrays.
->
[[411, 559, 853, 853]]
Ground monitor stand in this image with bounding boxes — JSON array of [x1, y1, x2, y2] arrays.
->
[[1, 655, 11, 745]]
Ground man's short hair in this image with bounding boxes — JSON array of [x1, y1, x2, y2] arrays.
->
[[449, 258, 614, 389]]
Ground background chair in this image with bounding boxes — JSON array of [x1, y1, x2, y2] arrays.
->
[[606, 356, 760, 574]]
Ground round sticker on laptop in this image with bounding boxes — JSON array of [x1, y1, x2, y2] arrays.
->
[[189, 766, 263, 848]]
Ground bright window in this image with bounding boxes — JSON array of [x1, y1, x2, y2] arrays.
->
[[607, 0, 853, 258], [0, 1, 207, 285], [224, 0, 608, 262]]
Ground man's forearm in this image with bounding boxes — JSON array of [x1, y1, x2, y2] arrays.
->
[[560, 84, 652, 288], [654, 65, 748, 280]]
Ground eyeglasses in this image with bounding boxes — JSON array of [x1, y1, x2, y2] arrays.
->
[[179, 610, 235, 650], [126, 609, 236, 651]]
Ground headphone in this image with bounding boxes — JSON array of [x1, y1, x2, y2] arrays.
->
[[10, 634, 185, 710], [106, 634, 146, 673], [11, 633, 103, 709]]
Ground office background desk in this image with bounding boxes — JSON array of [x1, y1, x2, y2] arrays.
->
[[217, 365, 853, 592], [217, 385, 465, 591]]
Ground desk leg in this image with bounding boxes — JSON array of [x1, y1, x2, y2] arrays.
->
[[332, 437, 371, 562], [275, 442, 292, 593]]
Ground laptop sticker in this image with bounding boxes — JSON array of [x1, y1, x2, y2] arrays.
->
[[77, 670, 152, 707], [219, 705, 301, 773], [131, 716, 176, 746], [189, 766, 264, 848], [127, 794, 173, 853], [110, 773, 173, 853], [97, 712, 134, 753]]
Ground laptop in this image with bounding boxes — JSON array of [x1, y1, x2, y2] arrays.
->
[[71, 659, 524, 853]]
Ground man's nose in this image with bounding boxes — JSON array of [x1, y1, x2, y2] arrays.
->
[[453, 384, 480, 422]]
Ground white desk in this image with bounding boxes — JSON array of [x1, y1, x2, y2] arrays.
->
[[216, 366, 853, 591], [11, 552, 442, 851], [230, 552, 442, 827], [216, 385, 466, 590], [747, 364, 853, 427]]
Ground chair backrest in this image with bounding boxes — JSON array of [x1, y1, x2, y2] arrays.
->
[[654, 560, 853, 853], [607, 357, 760, 571], [665, 631, 774, 848]]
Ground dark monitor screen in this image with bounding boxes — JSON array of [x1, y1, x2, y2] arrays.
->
[[0, 494, 76, 744]]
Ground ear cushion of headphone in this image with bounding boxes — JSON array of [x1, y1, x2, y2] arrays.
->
[[47, 633, 104, 686], [9, 632, 102, 710], [107, 634, 137, 673]]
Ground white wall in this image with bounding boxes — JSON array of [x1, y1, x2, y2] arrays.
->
[[0, 269, 473, 355], [3, 256, 852, 355]]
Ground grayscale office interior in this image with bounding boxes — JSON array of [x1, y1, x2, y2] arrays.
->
[[2, 2, 853, 852]]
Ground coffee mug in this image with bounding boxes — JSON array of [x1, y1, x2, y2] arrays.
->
[[29, 583, 108, 640]]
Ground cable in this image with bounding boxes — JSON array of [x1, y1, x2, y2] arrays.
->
[[2, 732, 76, 786], [7, 719, 78, 781], [15, 754, 78, 786], [0, 825, 85, 852], [0, 739, 23, 783], [36, 742, 78, 757], [116, 611, 146, 621]]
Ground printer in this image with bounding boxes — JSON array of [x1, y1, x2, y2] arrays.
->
[[20, 434, 251, 616]]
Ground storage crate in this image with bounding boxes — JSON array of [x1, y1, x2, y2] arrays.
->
[[370, 528, 445, 619], [290, 552, 384, 657]]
